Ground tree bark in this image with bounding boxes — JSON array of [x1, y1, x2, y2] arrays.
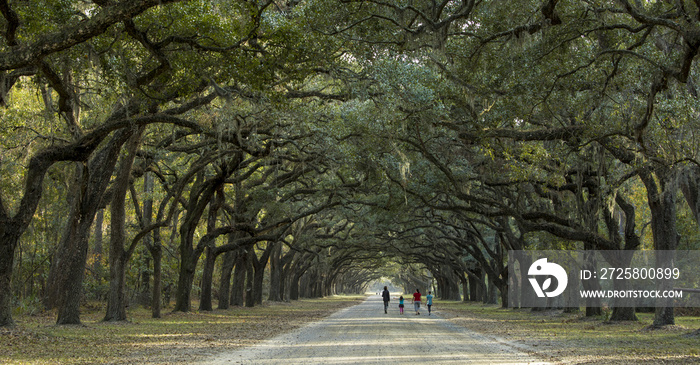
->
[[0, 236, 17, 327], [173, 179, 220, 312], [230, 250, 247, 306], [640, 169, 678, 326], [173, 157, 239, 312], [468, 272, 483, 302], [44, 163, 83, 310], [290, 270, 302, 301], [267, 241, 283, 302], [244, 251, 255, 307], [104, 127, 143, 322], [199, 189, 225, 312], [142, 171, 162, 318], [583, 245, 602, 316], [609, 307, 637, 322], [280, 249, 297, 301], [51, 128, 134, 325], [199, 246, 218, 311], [680, 165, 700, 226], [0, 100, 154, 327], [150, 239, 162, 318], [487, 275, 499, 305], [252, 242, 274, 305], [218, 249, 236, 310], [460, 273, 469, 303], [92, 209, 104, 288]]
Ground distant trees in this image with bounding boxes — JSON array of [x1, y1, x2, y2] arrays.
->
[[307, 0, 700, 324]]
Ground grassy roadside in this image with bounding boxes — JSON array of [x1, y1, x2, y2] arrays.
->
[[437, 301, 700, 364], [0, 295, 365, 365]]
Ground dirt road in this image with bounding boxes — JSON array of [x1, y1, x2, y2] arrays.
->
[[205, 295, 550, 364]]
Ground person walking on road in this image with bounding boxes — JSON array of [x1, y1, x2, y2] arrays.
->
[[398, 295, 405, 314], [382, 286, 390, 314], [426, 291, 434, 315], [412, 289, 421, 315]]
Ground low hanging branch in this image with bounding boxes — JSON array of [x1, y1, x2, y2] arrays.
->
[[0, 0, 183, 72]]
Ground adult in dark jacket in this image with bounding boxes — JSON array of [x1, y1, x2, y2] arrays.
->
[[381, 286, 390, 314]]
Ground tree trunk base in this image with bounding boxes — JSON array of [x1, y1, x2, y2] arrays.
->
[[608, 307, 637, 322]]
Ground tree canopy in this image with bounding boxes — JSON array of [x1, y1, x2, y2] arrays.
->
[[1, 0, 699, 330]]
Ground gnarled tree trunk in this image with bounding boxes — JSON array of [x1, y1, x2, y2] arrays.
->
[[104, 127, 143, 322], [230, 249, 247, 306], [0, 232, 19, 327], [49, 129, 134, 325], [267, 241, 283, 302], [640, 168, 678, 327], [199, 246, 218, 311], [218, 249, 236, 309]]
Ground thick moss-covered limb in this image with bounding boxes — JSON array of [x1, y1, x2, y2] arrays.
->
[[0, 0, 183, 72]]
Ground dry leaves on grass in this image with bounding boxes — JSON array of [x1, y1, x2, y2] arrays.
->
[[438, 302, 700, 365], [1, 296, 365, 365]]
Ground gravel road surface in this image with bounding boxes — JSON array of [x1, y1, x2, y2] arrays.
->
[[205, 295, 550, 365]]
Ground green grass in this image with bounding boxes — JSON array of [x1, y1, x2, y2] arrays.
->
[[438, 301, 700, 364], [0, 295, 365, 365]]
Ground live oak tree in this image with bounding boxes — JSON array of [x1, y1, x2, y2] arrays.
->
[[2, 0, 700, 334]]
